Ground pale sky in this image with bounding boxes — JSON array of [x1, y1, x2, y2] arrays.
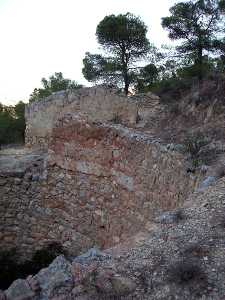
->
[[0, 0, 178, 104]]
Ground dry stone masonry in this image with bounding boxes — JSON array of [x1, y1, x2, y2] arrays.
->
[[1, 86, 198, 260], [25, 86, 160, 148]]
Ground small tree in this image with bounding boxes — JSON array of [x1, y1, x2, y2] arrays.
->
[[29, 72, 82, 102], [162, 0, 225, 81], [83, 13, 151, 95]]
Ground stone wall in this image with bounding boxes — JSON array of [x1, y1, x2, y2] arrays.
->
[[0, 87, 201, 260], [0, 149, 48, 258], [0, 115, 198, 259], [45, 115, 195, 249], [25, 86, 160, 148], [0, 147, 94, 259]]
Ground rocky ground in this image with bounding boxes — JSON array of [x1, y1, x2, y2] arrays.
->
[[2, 176, 225, 299]]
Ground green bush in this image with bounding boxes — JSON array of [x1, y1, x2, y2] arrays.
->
[[151, 77, 192, 104], [184, 132, 209, 158], [167, 259, 208, 297]]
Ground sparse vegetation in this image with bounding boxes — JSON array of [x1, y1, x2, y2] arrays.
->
[[167, 259, 208, 296], [152, 77, 193, 104], [29, 72, 82, 102], [183, 132, 212, 167], [168, 260, 203, 284], [111, 114, 122, 124], [184, 132, 209, 158], [2, 1, 225, 300]]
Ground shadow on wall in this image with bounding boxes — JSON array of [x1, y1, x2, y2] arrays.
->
[[0, 242, 65, 290]]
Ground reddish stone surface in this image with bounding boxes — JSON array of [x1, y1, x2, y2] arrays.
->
[[0, 116, 197, 258], [45, 117, 195, 250]]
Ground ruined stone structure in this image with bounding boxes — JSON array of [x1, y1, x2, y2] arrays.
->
[[0, 87, 198, 260], [25, 86, 160, 148]]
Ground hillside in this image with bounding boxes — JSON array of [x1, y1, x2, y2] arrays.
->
[[0, 85, 225, 299]]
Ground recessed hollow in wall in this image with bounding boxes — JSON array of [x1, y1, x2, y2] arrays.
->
[[0, 242, 65, 290]]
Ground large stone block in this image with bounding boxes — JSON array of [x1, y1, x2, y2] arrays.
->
[[6, 279, 35, 300]]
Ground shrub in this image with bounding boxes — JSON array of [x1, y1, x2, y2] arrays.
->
[[167, 259, 209, 297], [151, 77, 192, 104], [111, 114, 122, 124], [167, 260, 206, 286], [184, 132, 209, 158]]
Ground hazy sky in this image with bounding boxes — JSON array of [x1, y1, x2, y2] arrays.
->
[[0, 0, 177, 104]]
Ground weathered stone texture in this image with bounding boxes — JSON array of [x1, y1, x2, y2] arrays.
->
[[2, 85, 225, 300], [25, 86, 160, 148], [0, 149, 49, 258], [43, 116, 195, 250], [0, 87, 198, 259], [0, 117, 197, 258]]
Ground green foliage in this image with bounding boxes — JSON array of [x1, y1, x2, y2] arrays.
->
[[184, 132, 209, 157], [183, 132, 215, 167], [151, 76, 193, 104], [162, 0, 224, 80], [177, 57, 216, 80], [135, 64, 159, 92], [0, 101, 25, 146], [82, 52, 122, 86], [83, 13, 152, 94], [96, 13, 150, 57], [29, 72, 82, 102]]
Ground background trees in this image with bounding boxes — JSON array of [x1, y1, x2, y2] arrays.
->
[[82, 13, 152, 94], [135, 63, 159, 92], [0, 101, 25, 146], [82, 4, 225, 96], [29, 72, 82, 102], [162, 0, 225, 81]]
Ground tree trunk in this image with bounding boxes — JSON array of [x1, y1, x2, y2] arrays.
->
[[197, 47, 203, 82], [124, 74, 129, 95], [121, 46, 129, 96], [196, 34, 203, 82], [122, 63, 129, 95]]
